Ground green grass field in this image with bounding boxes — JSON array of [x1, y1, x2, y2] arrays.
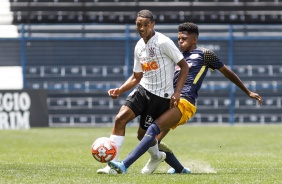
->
[[1, 125, 282, 184]]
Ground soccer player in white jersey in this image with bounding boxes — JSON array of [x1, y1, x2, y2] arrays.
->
[[107, 22, 263, 174], [97, 10, 189, 174]]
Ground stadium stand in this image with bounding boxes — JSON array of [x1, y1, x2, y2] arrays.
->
[[26, 63, 281, 125], [1, 1, 282, 125], [0, 24, 277, 125], [9, 0, 282, 24]]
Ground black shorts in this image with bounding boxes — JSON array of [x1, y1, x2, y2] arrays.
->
[[124, 85, 170, 130]]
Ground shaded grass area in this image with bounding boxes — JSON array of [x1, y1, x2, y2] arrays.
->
[[1, 125, 282, 184]]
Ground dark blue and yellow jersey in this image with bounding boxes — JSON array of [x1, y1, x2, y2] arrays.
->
[[173, 47, 224, 105]]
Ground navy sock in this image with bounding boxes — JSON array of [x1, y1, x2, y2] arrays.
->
[[164, 152, 184, 173], [123, 123, 160, 168]]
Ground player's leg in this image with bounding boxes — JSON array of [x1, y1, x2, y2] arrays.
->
[[137, 126, 146, 141], [143, 98, 196, 174], [138, 95, 171, 174], [108, 107, 181, 173], [97, 105, 136, 174], [142, 128, 188, 174], [160, 99, 196, 174], [159, 141, 190, 174], [110, 105, 136, 159], [98, 86, 147, 174], [158, 129, 188, 173], [138, 126, 165, 165], [139, 126, 166, 174], [138, 121, 163, 161], [140, 109, 181, 174]]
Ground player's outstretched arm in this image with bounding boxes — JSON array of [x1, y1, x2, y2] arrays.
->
[[108, 72, 143, 99], [219, 65, 263, 105]]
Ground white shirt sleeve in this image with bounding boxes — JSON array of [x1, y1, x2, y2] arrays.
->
[[161, 38, 184, 64], [133, 45, 143, 73]]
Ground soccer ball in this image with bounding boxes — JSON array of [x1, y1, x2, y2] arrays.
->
[[91, 137, 117, 163]]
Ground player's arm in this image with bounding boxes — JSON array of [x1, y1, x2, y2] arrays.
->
[[219, 65, 263, 105], [171, 58, 189, 108], [108, 72, 143, 99], [109, 47, 143, 99]]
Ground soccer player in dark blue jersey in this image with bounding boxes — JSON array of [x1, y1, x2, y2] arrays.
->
[[108, 22, 263, 174]]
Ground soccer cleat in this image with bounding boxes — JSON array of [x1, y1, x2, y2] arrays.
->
[[97, 165, 117, 174], [167, 167, 191, 174], [141, 151, 166, 174], [108, 161, 127, 174]]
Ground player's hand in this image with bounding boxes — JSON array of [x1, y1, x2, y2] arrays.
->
[[249, 92, 263, 106], [170, 92, 180, 108], [108, 88, 120, 99]]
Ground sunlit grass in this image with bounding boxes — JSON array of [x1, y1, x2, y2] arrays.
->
[[0, 125, 282, 184]]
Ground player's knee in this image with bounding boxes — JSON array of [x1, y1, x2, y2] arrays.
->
[[114, 107, 135, 130], [114, 115, 127, 130]]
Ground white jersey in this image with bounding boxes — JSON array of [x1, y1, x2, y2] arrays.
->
[[133, 31, 184, 99]]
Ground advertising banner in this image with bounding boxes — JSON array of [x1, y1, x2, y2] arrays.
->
[[0, 90, 48, 129]]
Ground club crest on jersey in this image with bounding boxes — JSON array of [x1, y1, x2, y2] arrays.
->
[[148, 47, 155, 57]]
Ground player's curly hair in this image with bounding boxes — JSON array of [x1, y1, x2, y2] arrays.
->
[[137, 10, 155, 22], [178, 22, 199, 37]]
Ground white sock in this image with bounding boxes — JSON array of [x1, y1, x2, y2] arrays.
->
[[109, 134, 124, 161], [147, 141, 161, 160]]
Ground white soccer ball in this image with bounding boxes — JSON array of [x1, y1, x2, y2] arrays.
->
[[91, 137, 117, 163]]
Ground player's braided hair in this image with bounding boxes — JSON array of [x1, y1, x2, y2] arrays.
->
[[178, 22, 199, 37], [137, 9, 155, 22]]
